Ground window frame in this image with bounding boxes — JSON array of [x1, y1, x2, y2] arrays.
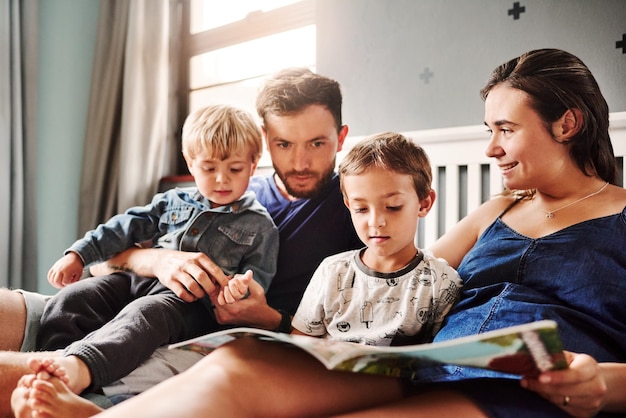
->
[[174, 0, 315, 173]]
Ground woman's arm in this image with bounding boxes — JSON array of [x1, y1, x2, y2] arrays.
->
[[598, 362, 626, 413], [429, 196, 511, 268]]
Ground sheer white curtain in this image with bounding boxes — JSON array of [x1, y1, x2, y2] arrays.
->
[[78, 0, 180, 234], [0, 0, 39, 290]]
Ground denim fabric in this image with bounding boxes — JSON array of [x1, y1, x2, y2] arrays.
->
[[408, 379, 572, 418], [409, 207, 626, 416], [38, 188, 278, 389], [68, 189, 278, 291]]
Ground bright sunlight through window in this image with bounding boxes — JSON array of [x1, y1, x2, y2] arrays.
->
[[190, 0, 303, 33], [187, 0, 316, 169]]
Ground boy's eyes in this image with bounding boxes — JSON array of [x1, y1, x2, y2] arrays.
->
[[352, 206, 403, 213], [200, 166, 245, 173]]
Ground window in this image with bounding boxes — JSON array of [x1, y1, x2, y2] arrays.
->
[[188, 25, 316, 115], [178, 0, 316, 171]]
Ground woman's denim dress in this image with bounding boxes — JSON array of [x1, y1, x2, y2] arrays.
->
[[410, 206, 626, 417]]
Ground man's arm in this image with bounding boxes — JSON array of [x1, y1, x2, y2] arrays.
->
[[94, 248, 282, 329], [90, 248, 229, 303], [89, 247, 158, 277]]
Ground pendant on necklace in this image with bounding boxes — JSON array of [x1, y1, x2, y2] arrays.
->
[[542, 182, 609, 220]]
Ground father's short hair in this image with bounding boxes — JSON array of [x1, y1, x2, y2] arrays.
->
[[256, 68, 343, 132]]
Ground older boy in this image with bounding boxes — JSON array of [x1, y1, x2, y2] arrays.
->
[[292, 132, 462, 346]]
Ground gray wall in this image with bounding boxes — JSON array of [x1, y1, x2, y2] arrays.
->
[[37, 0, 99, 293], [317, 0, 626, 136], [34, 0, 626, 292]]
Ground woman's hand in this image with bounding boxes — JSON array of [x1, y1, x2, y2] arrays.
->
[[521, 351, 607, 417]]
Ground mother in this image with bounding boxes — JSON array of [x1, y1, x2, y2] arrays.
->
[[87, 49, 626, 417]]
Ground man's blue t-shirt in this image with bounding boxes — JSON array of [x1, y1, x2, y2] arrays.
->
[[248, 173, 361, 314]]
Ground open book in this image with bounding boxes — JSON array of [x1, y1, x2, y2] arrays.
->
[[169, 319, 568, 378]]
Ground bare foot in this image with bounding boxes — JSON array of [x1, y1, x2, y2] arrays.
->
[[27, 356, 91, 394], [27, 358, 69, 385], [0, 351, 61, 418], [11, 374, 37, 418], [25, 375, 103, 418]]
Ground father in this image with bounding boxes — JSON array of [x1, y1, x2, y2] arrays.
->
[[0, 67, 361, 416]]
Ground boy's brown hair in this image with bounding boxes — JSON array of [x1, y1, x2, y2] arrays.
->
[[339, 132, 432, 200]]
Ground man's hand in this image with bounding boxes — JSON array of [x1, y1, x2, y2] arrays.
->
[[90, 248, 230, 303], [211, 279, 281, 330], [150, 250, 230, 302], [89, 248, 277, 327]]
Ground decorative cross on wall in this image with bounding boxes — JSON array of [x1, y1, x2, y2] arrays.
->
[[617, 34, 626, 53], [420, 67, 434, 84], [508, 2, 526, 20]]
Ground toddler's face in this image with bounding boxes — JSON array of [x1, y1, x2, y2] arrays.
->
[[187, 150, 257, 208]]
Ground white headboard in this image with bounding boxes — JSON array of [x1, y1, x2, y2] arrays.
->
[[340, 111, 626, 248]]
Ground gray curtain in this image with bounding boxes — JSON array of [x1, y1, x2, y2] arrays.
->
[[78, 0, 181, 235], [0, 0, 39, 290]]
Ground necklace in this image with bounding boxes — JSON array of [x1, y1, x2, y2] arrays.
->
[[544, 182, 609, 219]]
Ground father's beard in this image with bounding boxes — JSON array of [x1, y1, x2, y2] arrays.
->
[[274, 162, 335, 200]]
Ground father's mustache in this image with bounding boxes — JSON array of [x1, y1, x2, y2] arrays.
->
[[285, 171, 316, 177]]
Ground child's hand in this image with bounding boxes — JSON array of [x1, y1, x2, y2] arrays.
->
[[217, 270, 253, 305], [47, 252, 84, 288]]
